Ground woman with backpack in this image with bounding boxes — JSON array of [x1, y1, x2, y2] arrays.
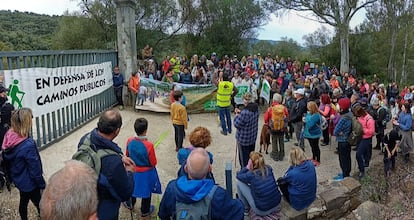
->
[[303, 101, 323, 166], [353, 106, 376, 179], [236, 151, 282, 217], [2, 108, 46, 220], [392, 102, 413, 163]]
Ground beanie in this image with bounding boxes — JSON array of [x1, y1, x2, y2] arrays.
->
[[338, 98, 351, 110]]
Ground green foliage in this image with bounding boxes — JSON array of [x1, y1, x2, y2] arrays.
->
[[52, 15, 113, 50], [0, 10, 59, 51]]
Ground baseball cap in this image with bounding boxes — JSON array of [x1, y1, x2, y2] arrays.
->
[[294, 88, 305, 95]]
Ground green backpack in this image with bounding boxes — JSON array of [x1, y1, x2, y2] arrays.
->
[[176, 185, 218, 220], [72, 133, 119, 174]]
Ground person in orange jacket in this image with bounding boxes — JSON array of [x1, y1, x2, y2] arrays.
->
[[128, 72, 140, 108]]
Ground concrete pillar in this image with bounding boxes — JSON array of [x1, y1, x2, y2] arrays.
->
[[115, 0, 137, 106]]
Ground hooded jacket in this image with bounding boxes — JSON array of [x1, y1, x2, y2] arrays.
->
[[2, 130, 45, 192], [334, 111, 352, 143], [234, 102, 259, 146], [283, 160, 317, 211], [303, 113, 322, 139], [78, 129, 134, 220], [158, 176, 244, 219]]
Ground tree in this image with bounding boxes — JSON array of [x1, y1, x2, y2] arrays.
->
[[270, 0, 376, 73], [178, 0, 268, 56]]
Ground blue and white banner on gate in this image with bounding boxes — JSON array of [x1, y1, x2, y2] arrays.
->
[[2, 62, 113, 117]]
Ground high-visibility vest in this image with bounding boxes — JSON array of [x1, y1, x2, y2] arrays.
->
[[216, 81, 233, 107]]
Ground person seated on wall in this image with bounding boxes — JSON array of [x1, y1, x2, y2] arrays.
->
[[162, 67, 179, 83], [141, 44, 153, 60], [236, 151, 282, 217], [277, 147, 317, 211]]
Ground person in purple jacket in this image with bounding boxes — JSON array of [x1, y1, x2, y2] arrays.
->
[[2, 108, 46, 220]]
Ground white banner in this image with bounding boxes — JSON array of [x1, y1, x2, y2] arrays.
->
[[3, 62, 113, 117]]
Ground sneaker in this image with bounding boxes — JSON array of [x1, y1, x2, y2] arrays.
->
[[294, 143, 299, 146], [122, 201, 134, 210], [284, 138, 289, 142], [220, 131, 227, 136], [244, 208, 250, 216], [320, 142, 328, 146], [333, 175, 344, 181], [311, 159, 320, 167]]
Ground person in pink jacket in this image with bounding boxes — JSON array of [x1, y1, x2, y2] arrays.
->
[[353, 105, 376, 180]]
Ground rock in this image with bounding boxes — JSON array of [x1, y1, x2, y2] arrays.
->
[[319, 186, 349, 211], [341, 177, 361, 195], [353, 201, 386, 220], [400, 179, 414, 193], [279, 198, 307, 220], [307, 197, 326, 219]]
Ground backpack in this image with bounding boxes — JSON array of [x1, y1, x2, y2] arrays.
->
[[176, 185, 218, 220], [378, 106, 391, 127], [0, 150, 11, 192], [347, 117, 363, 146], [269, 105, 285, 132], [319, 114, 328, 130], [72, 133, 119, 174]]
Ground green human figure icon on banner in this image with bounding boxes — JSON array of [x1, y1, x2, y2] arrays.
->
[[8, 79, 25, 109]]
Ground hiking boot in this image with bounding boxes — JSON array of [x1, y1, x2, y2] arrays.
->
[[320, 142, 328, 146], [294, 143, 299, 146], [141, 205, 155, 218], [220, 131, 227, 136]]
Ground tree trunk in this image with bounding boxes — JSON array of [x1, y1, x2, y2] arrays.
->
[[388, 14, 398, 82], [400, 22, 409, 85], [339, 25, 350, 74]]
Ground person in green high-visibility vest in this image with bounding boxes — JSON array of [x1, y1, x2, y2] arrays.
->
[[216, 71, 238, 136]]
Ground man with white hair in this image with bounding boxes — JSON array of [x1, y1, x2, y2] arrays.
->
[[264, 93, 289, 161], [158, 148, 244, 219], [40, 160, 98, 220]]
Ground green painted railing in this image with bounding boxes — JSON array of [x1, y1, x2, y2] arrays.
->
[[0, 50, 118, 149]]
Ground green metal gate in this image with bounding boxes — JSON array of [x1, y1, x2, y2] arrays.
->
[[0, 50, 118, 149]]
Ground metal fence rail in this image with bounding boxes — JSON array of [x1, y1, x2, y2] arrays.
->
[[0, 50, 118, 149]]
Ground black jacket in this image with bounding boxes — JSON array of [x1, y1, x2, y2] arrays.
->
[[290, 97, 307, 123]]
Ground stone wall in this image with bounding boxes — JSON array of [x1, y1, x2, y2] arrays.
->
[[280, 177, 361, 220]]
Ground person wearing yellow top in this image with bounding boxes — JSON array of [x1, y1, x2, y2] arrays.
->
[[216, 72, 238, 135], [171, 90, 188, 152]]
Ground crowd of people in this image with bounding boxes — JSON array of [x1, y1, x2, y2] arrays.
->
[[2, 50, 414, 219]]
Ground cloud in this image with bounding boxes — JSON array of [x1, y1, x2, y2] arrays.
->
[[258, 10, 366, 45], [0, 0, 79, 16]]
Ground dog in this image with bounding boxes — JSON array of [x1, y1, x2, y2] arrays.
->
[[260, 124, 271, 154]]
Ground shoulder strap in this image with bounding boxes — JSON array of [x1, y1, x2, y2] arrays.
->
[[206, 185, 218, 218]]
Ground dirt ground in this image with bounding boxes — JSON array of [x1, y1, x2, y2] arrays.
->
[[0, 106, 385, 219]]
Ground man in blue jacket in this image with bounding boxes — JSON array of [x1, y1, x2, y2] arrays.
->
[[77, 109, 135, 220], [158, 148, 244, 219], [112, 66, 124, 110]]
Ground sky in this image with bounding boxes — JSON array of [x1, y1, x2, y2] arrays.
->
[[1, 0, 366, 45]]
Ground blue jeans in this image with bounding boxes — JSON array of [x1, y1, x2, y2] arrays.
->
[[218, 106, 232, 134], [356, 138, 372, 173], [237, 180, 281, 216]]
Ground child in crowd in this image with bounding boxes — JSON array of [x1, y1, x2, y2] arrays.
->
[[177, 126, 214, 179], [125, 118, 162, 218], [170, 90, 188, 152], [138, 85, 147, 105], [383, 128, 401, 177]]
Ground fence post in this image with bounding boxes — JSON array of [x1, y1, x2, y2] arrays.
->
[[225, 162, 233, 197]]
